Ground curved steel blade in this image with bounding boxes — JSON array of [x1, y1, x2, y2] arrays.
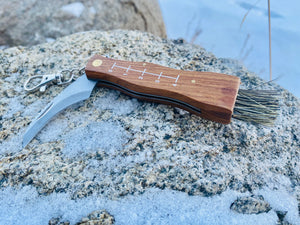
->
[[23, 75, 97, 148]]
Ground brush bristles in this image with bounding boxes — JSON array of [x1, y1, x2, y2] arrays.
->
[[233, 89, 280, 125]]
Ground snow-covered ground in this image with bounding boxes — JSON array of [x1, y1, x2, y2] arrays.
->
[[158, 0, 300, 98], [1, 186, 299, 225]]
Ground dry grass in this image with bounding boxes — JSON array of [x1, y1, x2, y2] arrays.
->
[[240, 0, 272, 81]]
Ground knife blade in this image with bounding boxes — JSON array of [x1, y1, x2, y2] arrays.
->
[[23, 75, 97, 147]]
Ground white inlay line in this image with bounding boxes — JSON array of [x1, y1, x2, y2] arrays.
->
[[109, 63, 180, 86], [155, 72, 163, 83], [158, 72, 162, 79], [108, 62, 116, 72], [173, 74, 180, 86], [142, 68, 146, 76], [123, 65, 131, 75], [138, 69, 147, 79]]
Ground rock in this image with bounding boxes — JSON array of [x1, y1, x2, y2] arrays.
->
[[275, 211, 292, 225], [0, 30, 299, 208], [48, 217, 70, 225], [76, 210, 115, 225], [230, 195, 271, 214], [48, 210, 114, 225], [276, 210, 288, 221], [0, 0, 166, 47]]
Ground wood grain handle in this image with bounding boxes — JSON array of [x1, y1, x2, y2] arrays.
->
[[85, 55, 241, 124]]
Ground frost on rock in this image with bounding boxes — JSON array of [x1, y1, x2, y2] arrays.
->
[[62, 121, 128, 157], [0, 132, 23, 155], [2, 96, 25, 119], [37, 117, 69, 144]]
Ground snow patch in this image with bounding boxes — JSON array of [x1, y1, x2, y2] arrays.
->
[[94, 90, 140, 115], [62, 121, 128, 157], [257, 188, 300, 224], [89, 7, 96, 14], [37, 116, 69, 143], [0, 132, 23, 155], [46, 37, 55, 43], [2, 97, 25, 119], [22, 99, 48, 118], [1, 186, 298, 225], [0, 45, 8, 50], [61, 2, 85, 18]]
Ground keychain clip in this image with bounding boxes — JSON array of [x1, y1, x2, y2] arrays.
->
[[24, 70, 76, 92]]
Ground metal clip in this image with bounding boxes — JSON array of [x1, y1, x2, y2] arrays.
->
[[24, 70, 75, 92]]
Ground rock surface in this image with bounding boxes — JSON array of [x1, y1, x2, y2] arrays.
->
[[0, 0, 166, 47], [230, 195, 272, 214], [49, 210, 114, 225], [77, 210, 115, 225], [0, 30, 299, 223]]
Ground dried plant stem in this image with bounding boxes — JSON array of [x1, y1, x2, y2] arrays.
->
[[240, 0, 261, 29], [268, 0, 272, 81]]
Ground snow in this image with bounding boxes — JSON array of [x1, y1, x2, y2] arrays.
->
[[258, 188, 300, 224], [62, 121, 128, 157], [61, 2, 85, 18], [0, 45, 8, 50], [37, 115, 69, 144], [89, 7, 96, 15], [45, 37, 55, 43], [2, 97, 24, 119], [93, 90, 140, 115], [1, 186, 299, 225], [0, 132, 23, 155]]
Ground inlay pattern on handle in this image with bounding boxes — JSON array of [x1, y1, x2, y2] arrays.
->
[[103, 58, 180, 86], [85, 55, 241, 124]]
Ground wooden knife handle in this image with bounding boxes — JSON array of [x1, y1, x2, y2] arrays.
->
[[85, 55, 240, 124]]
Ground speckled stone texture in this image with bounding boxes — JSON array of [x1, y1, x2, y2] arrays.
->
[[0, 30, 299, 221], [230, 195, 271, 214], [77, 210, 115, 225], [49, 210, 115, 225]]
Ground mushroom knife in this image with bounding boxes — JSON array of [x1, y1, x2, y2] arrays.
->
[[23, 55, 241, 147]]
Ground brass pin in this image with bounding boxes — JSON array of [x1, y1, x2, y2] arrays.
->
[[92, 59, 103, 67]]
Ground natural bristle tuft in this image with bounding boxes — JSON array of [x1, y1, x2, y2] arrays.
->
[[233, 89, 280, 125]]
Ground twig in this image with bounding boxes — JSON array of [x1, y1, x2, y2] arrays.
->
[[268, 0, 272, 81], [240, 0, 261, 29]]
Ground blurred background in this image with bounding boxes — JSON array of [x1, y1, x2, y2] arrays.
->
[[158, 0, 300, 98], [1, 0, 298, 98]]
